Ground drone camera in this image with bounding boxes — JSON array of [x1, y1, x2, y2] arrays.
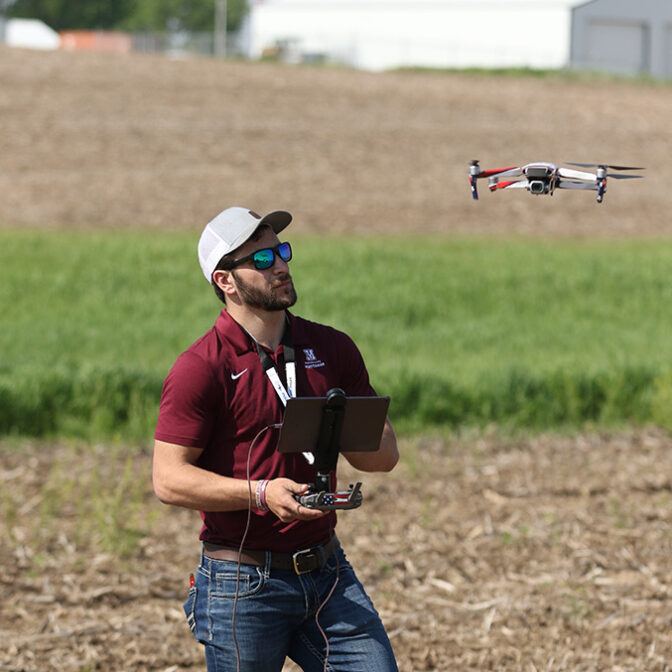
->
[[529, 180, 547, 195]]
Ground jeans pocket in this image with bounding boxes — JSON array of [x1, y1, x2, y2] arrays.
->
[[183, 585, 198, 635], [208, 563, 270, 652], [212, 561, 266, 598]]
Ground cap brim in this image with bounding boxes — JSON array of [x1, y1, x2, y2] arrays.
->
[[259, 210, 292, 235]]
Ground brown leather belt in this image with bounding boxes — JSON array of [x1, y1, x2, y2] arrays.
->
[[203, 537, 337, 575]]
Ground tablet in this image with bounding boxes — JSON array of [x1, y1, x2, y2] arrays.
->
[[276, 395, 390, 455]]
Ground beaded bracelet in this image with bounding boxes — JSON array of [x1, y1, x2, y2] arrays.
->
[[255, 479, 270, 512]]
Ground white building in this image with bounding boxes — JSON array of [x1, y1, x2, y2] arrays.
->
[[246, 0, 588, 71], [2, 18, 60, 50], [571, 0, 672, 79]]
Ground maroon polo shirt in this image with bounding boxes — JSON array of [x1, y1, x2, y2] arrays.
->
[[155, 309, 376, 552]]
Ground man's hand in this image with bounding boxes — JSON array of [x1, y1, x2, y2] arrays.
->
[[265, 478, 328, 522]]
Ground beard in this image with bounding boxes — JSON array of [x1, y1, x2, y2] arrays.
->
[[232, 270, 298, 311]]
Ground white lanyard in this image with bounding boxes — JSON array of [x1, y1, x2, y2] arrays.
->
[[242, 320, 314, 465], [264, 360, 296, 406], [253, 325, 295, 406]]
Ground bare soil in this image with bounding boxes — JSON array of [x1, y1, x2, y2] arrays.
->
[[1, 47, 671, 237], [2, 47, 672, 671], [2, 433, 672, 671]]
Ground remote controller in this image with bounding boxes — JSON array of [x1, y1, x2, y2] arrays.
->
[[296, 482, 363, 511]]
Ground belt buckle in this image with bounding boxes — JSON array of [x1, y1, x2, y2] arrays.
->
[[292, 546, 325, 575]]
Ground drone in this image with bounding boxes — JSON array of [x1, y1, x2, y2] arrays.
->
[[469, 161, 644, 203]]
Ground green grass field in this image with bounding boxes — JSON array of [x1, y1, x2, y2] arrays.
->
[[2, 229, 672, 438]]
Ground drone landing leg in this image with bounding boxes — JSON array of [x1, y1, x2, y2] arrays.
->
[[597, 178, 606, 203]]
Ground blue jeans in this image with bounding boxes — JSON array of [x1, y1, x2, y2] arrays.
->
[[184, 542, 398, 672]]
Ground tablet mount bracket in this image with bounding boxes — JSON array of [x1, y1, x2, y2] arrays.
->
[[295, 388, 363, 511]]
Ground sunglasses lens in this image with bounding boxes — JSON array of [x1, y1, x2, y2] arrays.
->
[[278, 242, 292, 263], [253, 249, 274, 269], [249, 243, 292, 270]]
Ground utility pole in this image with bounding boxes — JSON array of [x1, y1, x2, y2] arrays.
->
[[0, 0, 15, 42], [214, 0, 227, 57], [1, 0, 17, 17]]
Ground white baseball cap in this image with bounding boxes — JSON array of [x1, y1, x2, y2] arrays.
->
[[198, 207, 292, 281]]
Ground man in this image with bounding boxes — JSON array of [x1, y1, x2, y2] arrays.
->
[[153, 206, 399, 671]]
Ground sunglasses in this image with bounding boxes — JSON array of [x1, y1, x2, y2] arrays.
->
[[224, 241, 292, 271]]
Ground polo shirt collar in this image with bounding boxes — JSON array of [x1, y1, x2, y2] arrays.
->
[[214, 309, 256, 355], [214, 309, 308, 354]]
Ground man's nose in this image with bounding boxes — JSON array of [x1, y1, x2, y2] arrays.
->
[[273, 255, 290, 271]]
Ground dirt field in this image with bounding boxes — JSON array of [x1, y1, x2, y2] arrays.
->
[[2, 46, 672, 671], [1, 46, 671, 237], [2, 433, 672, 671]]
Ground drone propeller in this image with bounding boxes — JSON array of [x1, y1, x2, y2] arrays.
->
[[606, 174, 644, 180], [566, 162, 644, 171]]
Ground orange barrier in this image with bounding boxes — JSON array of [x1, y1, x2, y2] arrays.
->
[[60, 31, 132, 54]]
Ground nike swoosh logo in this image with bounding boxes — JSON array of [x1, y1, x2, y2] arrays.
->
[[231, 369, 248, 380]]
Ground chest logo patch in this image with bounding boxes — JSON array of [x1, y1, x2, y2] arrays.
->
[[303, 348, 325, 369]]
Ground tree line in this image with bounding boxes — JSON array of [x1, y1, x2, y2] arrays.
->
[[2, 0, 248, 33]]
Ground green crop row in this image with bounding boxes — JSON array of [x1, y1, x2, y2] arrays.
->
[[2, 230, 672, 439]]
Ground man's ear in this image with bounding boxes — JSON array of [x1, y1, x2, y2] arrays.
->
[[212, 269, 237, 298]]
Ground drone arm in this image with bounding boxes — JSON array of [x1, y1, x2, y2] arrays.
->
[[489, 179, 527, 191], [555, 180, 598, 191], [557, 179, 606, 203], [479, 166, 523, 179], [470, 164, 523, 200], [557, 167, 596, 181]]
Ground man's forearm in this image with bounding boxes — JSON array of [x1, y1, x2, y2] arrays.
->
[[152, 440, 329, 521], [342, 419, 399, 472], [154, 459, 257, 512]]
